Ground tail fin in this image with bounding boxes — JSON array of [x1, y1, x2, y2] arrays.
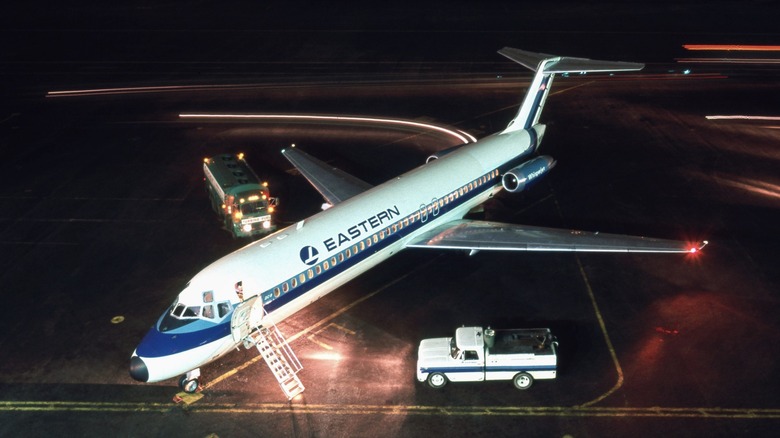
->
[[498, 47, 644, 134]]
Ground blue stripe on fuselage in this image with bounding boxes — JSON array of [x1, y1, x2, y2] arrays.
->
[[138, 161, 537, 359], [136, 318, 230, 358], [262, 175, 494, 313]]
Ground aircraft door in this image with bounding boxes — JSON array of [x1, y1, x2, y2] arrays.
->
[[419, 204, 428, 223], [230, 296, 263, 343]]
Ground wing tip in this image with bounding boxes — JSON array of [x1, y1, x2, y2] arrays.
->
[[689, 240, 709, 254]]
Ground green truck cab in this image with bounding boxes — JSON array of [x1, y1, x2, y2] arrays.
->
[[203, 153, 279, 238]]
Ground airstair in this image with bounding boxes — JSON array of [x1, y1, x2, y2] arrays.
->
[[231, 296, 305, 400]]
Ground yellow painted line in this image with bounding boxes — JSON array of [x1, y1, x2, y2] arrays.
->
[[328, 323, 356, 335], [184, 258, 439, 404], [307, 321, 357, 350], [551, 195, 623, 408], [575, 254, 624, 408], [307, 335, 334, 350], [306, 322, 357, 351], [285, 266, 422, 344], [1, 401, 779, 419]]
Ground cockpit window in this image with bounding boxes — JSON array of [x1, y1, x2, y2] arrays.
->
[[171, 303, 199, 319], [182, 306, 200, 318], [173, 304, 186, 317], [218, 302, 231, 318], [159, 295, 232, 332]]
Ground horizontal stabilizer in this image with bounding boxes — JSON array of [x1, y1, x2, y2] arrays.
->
[[498, 47, 644, 133], [498, 47, 644, 73]]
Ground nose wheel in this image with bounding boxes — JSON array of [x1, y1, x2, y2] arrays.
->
[[178, 369, 201, 394]]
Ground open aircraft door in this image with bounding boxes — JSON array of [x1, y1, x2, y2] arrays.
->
[[230, 296, 264, 344], [229, 295, 305, 399]]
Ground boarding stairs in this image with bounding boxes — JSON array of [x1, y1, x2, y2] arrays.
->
[[231, 296, 305, 400], [243, 325, 305, 400]]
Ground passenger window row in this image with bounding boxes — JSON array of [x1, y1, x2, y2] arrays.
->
[[265, 168, 499, 303]]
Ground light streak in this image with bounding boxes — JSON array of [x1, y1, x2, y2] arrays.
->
[[180, 113, 475, 144], [683, 44, 780, 51], [706, 115, 780, 121], [716, 176, 780, 201], [676, 58, 780, 64], [305, 352, 343, 361], [46, 84, 248, 97], [689, 170, 780, 203], [592, 72, 728, 81]]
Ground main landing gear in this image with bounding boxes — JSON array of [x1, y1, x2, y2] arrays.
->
[[178, 368, 201, 393]]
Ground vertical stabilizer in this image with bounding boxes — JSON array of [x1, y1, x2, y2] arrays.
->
[[498, 47, 643, 134]]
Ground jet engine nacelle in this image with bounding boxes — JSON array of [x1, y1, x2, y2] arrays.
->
[[501, 155, 556, 193]]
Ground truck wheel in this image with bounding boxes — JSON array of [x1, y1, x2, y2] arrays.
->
[[513, 372, 533, 390], [427, 372, 448, 389]]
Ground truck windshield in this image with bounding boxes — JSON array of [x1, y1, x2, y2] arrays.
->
[[240, 201, 267, 215], [450, 338, 460, 359]]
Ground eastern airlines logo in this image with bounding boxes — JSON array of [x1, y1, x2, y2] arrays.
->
[[298, 205, 400, 265], [300, 246, 319, 265]]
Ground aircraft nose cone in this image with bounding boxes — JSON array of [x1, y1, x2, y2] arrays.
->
[[129, 356, 149, 382]]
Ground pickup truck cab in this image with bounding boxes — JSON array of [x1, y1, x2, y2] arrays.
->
[[416, 326, 557, 390]]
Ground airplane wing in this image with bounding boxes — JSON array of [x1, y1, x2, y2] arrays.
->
[[282, 147, 374, 205], [406, 219, 706, 253]]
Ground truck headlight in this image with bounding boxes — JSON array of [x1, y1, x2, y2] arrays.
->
[[242, 224, 253, 233], [262, 221, 271, 229]]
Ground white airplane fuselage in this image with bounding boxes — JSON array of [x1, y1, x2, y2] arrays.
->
[[130, 128, 540, 383]]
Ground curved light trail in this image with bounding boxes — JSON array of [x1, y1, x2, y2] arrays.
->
[[179, 113, 477, 145]]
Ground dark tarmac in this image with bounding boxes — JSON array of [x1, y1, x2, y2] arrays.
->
[[1, 2, 779, 437]]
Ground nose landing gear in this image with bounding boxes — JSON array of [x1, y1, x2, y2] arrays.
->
[[178, 368, 201, 394]]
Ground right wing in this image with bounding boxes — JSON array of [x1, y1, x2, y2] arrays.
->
[[282, 147, 374, 206], [406, 219, 706, 253]]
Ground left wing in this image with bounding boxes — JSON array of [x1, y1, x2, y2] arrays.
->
[[406, 219, 706, 253], [282, 147, 373, 205]]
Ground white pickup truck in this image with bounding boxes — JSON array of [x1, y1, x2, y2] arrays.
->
[[416, 326, 558, 390]]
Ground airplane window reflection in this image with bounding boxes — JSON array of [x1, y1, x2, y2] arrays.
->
[[182, 306, 200, 318], [218, 302, 231, 318]]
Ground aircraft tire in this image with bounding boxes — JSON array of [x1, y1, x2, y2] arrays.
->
[[182, 378, 199, 394]]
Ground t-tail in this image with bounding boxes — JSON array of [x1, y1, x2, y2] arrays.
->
[[498, 47, 644, 135]]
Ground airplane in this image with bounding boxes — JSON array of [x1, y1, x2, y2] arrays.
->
[[129, 47, 707, 396]]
